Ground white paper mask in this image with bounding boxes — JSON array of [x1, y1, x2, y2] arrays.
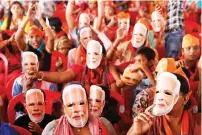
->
[[89, 85, 105, 117], [25, 89, 45, 124], [152, 72, 180, 116], [132, 23, 147, 48], [63, 84, 88, 128], [151, 11, 164, 32], [79, 13, 90, 27], [86, 40, 103, 69]]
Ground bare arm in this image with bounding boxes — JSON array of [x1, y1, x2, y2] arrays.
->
[[0, 35, 14, 49], [66, 0, 76, 31], [15, 4, 35, 51], [37, 68, 75, 84], [106, 27, 125, 60], [35, 4, 54, 53], [126, 106, 154, 135], [106, 38, 120, 61], [110, 82, 119, 93], [93, 1, 104, 31], [140, 65, 156, 86], [15, 17, 29, 51]]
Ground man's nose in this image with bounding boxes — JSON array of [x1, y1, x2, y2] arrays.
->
[[73, 105, 81, 113], [33, 106, 40, 111]]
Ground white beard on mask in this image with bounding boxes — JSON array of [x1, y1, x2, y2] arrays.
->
[[153, 25, 161, 32], [132, 38, 146, 48], [152, 93, 179, 116], [132, 22, 147, 48], [67, 110, 88, 128], [29, 112, 45, 124], [87, 59, 102, 69]]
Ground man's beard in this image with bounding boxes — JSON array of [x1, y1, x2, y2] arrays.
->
[[29, 112, 45, 124], [152, 99, 175, 116]]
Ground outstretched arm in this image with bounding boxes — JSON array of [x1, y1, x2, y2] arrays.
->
[[106, 28, 125, 60], [37, 68, 76, 84], [93, 1, 104, 31], [66, 0, 76, 31], [35, 4, 54, 53], [15, 3, 35, 51]]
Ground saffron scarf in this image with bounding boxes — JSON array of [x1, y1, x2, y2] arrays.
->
[[54, 114, 99, 135], [163, 110, 189, 135]]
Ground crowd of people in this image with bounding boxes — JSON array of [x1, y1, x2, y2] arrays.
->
[[0, 0, 201, 135]]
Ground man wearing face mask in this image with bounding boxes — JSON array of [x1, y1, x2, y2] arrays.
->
[[42, 83, 109, 135], [127, 72, 201, 135], [132, 58, 177, 118], [33, 40, 117, 93], [14, 89, 55, 135], [68, 26, 112, 68], [148, 11, 166, 59], [15, 3, 55, 71], [12, 52, 57, 98], [107, 22, 148, 65], [89, 85, 117, 135]]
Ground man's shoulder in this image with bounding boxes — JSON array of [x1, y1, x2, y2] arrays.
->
[[14, 74, 24, 84], [42, 114, 56, 123], [14, 114, 30, 124]]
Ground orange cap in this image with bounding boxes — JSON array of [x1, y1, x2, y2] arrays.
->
[[182, 34, 199, 48], [155, 58, 177, 73]]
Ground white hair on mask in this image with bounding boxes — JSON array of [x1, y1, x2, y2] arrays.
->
[[22, 51, 38, 63], [87, 40, 103, 55], [157, 72, 181, 94], [90, 85, 105, 101], [79, 13, 90, 25], [22, 52, 38, 71], [62, 84, 86, 104], [133, 22, 147, 37], [79, 26, 91, 38], [25, 89, 44, 103], [151, 11, 164, 22]]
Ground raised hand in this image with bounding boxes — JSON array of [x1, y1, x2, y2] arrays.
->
[[127, 105, 154, 135], [26, 3, 36, 20], [116, 28, 126, 41], [28, 122, 43, 134], [175, 60, 188, 68], [35, 3, 43, 20]]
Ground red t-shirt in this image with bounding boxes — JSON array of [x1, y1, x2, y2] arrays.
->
[[71, 64, 115, 92]]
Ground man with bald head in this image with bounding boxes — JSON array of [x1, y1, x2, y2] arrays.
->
[[14, 89, 55, 135]]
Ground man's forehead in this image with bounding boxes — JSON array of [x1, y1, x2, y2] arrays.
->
[[24, 55, 37, 62], [64, 88, 86, 102], [26, 92, 44, 103], [90, 89, 103, 98], [87, 45, 100, 52], [118, 18, 130, 22], [157, 77, 176, 90]]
